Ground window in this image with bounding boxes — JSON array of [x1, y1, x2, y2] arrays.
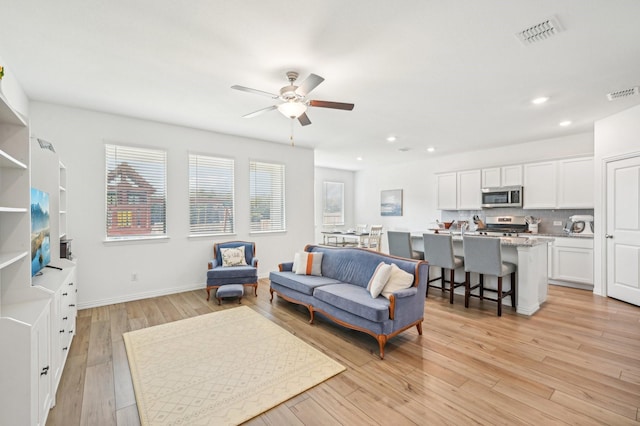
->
[[322, 181, 345, 226], [249, 161, 285, 232], [189, 154, 235, 235], [105, 144, 167, 239]]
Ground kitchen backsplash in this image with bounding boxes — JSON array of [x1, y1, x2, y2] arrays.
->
[[440, 208, 594, 234]]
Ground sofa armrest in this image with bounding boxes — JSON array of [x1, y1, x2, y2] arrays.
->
[[208, 259, 219, 269], [251, 258, 258, 267], [278, 262, 294, 272]]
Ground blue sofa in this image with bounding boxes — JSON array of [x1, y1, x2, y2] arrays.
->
[[269, 245, 429, 359]]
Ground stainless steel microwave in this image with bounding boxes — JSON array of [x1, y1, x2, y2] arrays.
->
[[481, 186, 523, 208]]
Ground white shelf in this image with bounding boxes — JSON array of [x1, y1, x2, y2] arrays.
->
[[0, 149, 28, 169], [0, 207, 27, 213], [0, 93, 27, 126], [0, 251, 29, 270], [60, 210, 67, 214], [1, 298, 50, 325], [59, 186, 66, 192]]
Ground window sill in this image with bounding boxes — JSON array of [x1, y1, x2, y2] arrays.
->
[[103, 235, 170, 245], [188, 233, 236, 239]]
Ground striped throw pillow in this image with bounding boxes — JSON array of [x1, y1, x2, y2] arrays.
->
[[294, 252, 323, 276]]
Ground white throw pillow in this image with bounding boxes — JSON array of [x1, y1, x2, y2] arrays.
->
[[368, 262, 392, 298], [220, 246, 247, 267], [295, 252, 323, 276], [381, 263, 414, 299]]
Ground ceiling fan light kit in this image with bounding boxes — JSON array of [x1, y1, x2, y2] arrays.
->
[[232, 71, 354, 128]]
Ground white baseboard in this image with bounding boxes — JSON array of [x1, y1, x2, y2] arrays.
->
[[78, 283, 205, 309]]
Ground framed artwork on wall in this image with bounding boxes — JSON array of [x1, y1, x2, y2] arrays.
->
[[381, 189, 403, 216]]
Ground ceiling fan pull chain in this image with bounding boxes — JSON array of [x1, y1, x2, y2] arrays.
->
[[290, 118, 295, 146]]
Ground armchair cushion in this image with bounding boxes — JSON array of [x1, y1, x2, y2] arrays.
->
[[221, 246, 248, 267]]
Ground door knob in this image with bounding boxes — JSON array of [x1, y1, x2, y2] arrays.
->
[[605, 234, 613, 239]]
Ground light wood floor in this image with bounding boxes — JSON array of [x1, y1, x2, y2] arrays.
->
[[47, 279, 640, 425]]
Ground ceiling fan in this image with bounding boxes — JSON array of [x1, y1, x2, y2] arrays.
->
[[231, 71, 354, 126]]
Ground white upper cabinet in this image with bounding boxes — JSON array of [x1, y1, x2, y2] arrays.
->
[[502, 165, 523, 186], [523, 161, 557, 209], [557, 157, 594, 208], [457, 169, 482, 210], [436, 172, 457, 210], [481, 165, 522, 188]]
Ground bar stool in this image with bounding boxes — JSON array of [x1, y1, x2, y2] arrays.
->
[[423, 233, 466, 304], [462, 235, 516, 316], [388, 231, 423, 260]]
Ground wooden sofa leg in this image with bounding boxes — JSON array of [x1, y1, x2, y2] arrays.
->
[[206, 287, 211, 301], [269, 287, 274, 302], [416, 322, 423, 335], [308, 307, 315, 324], [377, 335, 387, 360]]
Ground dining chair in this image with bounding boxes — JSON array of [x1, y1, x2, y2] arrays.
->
[[423, 233, 466, 304], [365, 225, 383, 251], [462, 235, 516, 316], [388, 231, 423, 260]]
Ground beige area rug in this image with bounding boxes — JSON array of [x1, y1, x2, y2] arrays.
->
[[123, 306, 345, 426]]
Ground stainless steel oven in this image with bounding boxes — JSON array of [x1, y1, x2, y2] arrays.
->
[[481, 186, 523, 208]]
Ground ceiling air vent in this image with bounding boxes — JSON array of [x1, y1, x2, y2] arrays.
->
[[607, 86, 639, 101], [515, 16, 562, 45]]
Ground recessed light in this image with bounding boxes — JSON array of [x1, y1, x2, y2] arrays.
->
[[398, 147, 410, 152], [427, 147, 435, 152], [559, 120, 572, 127], [356, 156, 363, 161], [532, 96, 549, 105], [386, 136, 397, 143]]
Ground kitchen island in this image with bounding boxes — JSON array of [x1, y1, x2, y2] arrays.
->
[[412, 232, 554, 316]]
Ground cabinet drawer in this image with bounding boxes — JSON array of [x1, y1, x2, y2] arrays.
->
[[553, 237, 593, 249]]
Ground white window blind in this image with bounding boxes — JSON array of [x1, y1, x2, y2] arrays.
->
[[189, 154, 235, 235], [105, 144, 167, 239], [322, 181, 345, 225], [249, 161, 286, 232]]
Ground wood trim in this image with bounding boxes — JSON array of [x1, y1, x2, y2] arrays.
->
[[388, 294, 396, 320]]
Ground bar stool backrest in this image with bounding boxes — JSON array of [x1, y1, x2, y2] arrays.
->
[[388, 231, 413, 258], [423, 233, 457, 270], [463, 235, 503, 276]]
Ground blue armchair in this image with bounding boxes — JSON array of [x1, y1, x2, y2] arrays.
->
[[206, 241, 258, 300]]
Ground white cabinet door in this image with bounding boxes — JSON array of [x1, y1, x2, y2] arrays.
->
[[549, 237, 594, 285], [523, 161, 557, 208], [457, 169, 481, 209], [35, 308, 52, 426], [436, 172, 457, 210], [481, 168, 501, 188], [557, 157, 594, 208], [502, 165, 523, 186]]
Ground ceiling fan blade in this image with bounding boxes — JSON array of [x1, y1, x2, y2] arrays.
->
[[231, 85, 279, 99], [296, 73, 325, 96], [298, 112, 312, 126], [242, 105, 278, 118], [309, 100, 355, 111]]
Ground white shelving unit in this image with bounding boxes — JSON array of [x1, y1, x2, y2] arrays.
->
[[59, 162, 67, 239], [1, 91, 54, 426]]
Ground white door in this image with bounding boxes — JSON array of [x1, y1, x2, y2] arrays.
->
[[606, 154, 640, 306]]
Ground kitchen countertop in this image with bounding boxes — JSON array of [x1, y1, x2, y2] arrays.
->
[[530, 232, 594, 239], [414, 231, 555, 247]]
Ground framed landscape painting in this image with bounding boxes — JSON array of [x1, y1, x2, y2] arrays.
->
[[380, 189, 403, 216]]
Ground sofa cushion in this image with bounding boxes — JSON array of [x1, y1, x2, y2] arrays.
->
[[221, 246, 248, 267], [381, 263, 414, 299], [269, 271, 341, 296], [313, 284, 390, 323], [295, 251, 323, 276], [367, 262, 392, 298]]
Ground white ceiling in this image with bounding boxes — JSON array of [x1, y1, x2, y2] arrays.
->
[[1, 1, 640, 170]]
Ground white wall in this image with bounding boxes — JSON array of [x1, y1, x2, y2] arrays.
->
[[0, 54, 29, 118], [593, 104, 640, 295], [354, 132, 594, 252], [29, 102, 315, 308], [314, 167, 355, 242]]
